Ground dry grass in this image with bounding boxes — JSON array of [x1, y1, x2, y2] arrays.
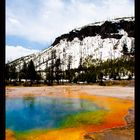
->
[[101, 80, 134, 86]]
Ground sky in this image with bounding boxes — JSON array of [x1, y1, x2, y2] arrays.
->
[[6, 0, 134, 62]]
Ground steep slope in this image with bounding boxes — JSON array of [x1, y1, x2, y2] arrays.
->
[[8, 17, 135, 77]]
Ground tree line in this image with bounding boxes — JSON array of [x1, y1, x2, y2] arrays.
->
[[5, 45, 134, 86], [5, 60, 41, 85]]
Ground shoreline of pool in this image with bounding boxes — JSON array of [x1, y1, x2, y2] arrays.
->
[[6, 85, 134, 100], [6, 85, 134, 140]]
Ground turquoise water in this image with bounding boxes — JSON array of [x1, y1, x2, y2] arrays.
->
[[6, 96, 101, 131]]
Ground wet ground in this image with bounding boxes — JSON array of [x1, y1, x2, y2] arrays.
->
[[6, 85, 134, 140]]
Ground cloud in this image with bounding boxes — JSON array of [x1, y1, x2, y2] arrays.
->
[[6, 45, 40, 63], [6, 0, 134, 44]]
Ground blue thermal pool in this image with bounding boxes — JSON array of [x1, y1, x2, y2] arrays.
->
[[6, 96, 105, 131]]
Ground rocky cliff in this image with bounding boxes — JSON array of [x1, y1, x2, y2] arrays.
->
[[9, 17, 135, 78]]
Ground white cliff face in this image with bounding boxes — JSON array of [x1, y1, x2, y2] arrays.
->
[[9, 17, 135, 78], [50, 33, 134, 70]]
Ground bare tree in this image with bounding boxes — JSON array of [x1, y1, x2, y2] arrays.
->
[[55, 58, 61, 84], [67, 55, 72, 83]]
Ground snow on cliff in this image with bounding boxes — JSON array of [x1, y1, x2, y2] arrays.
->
[[9, 17, 135, 77]]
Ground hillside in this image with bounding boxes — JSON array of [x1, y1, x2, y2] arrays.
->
[[8, 17, 135, 79]]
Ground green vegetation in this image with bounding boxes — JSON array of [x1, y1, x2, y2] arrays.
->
[[5, 60, 41, 86], [19, 61, 28, 81], [60, 110, 107, 128], [5, 46, 134, 86]]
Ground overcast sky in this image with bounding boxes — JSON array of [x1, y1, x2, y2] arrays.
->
[[6, 0, 134, 62]]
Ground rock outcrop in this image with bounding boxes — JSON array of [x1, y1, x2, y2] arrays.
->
[[84, 108, 134, 140]]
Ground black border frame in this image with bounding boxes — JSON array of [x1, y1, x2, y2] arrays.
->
[[135, 0, 140, 139], [0, 0, 5, 139]]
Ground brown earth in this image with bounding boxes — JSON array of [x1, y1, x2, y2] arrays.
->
[[84, 108, 134, 140], [6, 85, 134, 100]]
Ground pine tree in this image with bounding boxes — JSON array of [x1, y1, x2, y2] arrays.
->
[[19, 61, 28, 80], [45, 50, 56, 85], [9, 64, 17, 80], [27, 60, 37, 81], [50, 50, 56, 84], [55, 58, 61, 84], [122, 43, 128, 55], [45, 61, 51, 85], [67, 55, 72, 83]]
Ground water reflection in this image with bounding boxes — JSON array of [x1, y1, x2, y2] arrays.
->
[[6, 96, 101, 131], [23, 96, 35, 109]]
